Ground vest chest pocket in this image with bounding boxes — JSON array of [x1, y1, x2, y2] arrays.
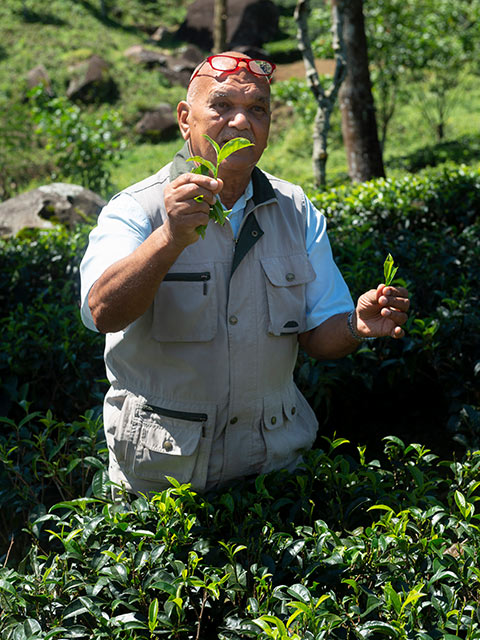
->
[[152, 266, 218, 342], [261, 254, 316, 336]]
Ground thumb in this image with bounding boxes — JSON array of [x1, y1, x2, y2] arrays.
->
[[375, 283, 386, 303], [358, 287, 380, 308]]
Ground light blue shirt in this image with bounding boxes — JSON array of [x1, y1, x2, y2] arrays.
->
[[80, 180, 354, 332]]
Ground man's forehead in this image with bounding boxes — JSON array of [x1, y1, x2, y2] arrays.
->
[[207, 83, 270, 102]]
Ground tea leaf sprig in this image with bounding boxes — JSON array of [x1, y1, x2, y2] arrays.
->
[[383, 253, 399, 286], [187, 134, 254, 238]]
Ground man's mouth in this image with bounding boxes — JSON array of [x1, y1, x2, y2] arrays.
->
[[219, 134, 255, 146]]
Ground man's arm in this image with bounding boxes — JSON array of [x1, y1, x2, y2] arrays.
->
[[88, 173, 223, 334], [299, 284, 410, 360]]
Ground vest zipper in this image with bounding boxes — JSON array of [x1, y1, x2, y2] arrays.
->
[[163, 271, 210, 295], [142, 404, 208, 424]]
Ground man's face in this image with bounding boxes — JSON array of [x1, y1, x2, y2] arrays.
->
[[178, 56, 271, 176]]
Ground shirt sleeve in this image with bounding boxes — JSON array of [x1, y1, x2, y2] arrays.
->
[[304, 195, 354, 331], [79, 192, 152, 332]]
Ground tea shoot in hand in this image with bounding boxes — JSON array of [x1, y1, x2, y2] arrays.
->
[[383, 253, 399, 286], [187, 134, 254, 238]]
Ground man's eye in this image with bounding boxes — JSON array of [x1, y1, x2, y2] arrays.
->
[[251, 105, 267, 114]]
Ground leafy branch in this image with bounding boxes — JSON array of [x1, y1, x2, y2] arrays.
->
[[383, 253, 399, 286], [187, 134, 254, 238]]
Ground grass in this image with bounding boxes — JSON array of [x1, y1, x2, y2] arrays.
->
[[109, 139, 185, 195], [1, 0, 480, 199]]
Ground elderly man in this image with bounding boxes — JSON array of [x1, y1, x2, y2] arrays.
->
[[80, 51, 409, 495]]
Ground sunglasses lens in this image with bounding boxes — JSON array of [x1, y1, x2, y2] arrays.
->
[[250, 60, 273, 76], [210, 55, 238, 71], [208, 55, 274, 77]]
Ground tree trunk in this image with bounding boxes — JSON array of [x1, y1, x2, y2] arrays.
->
[[337, 0, 385, 182], [213, 0, 227, 53], [295, 0, 346, 188]]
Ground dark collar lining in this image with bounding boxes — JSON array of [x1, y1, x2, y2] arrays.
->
[[170, 143, 194, 181]]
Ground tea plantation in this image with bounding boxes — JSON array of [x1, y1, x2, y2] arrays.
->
[[0, 164, 479, 638]]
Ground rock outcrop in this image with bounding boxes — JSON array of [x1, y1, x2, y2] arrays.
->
[[66, 55, 119, 104], [0, 183, 106, 237], [176, 0, 279, 51], [134, 104, 178, 141]]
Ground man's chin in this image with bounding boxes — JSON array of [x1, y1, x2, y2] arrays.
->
[[218, 155, 257, 176]]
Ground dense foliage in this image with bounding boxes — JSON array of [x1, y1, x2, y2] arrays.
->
[[1, 440, 480, 638], [0, 164, 479, 638], [0, 225, 105, 421], [29, 87, 126, 194], [300, 163, 480, 457]]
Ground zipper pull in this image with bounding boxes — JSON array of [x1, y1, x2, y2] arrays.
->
[[201, 273, 208, 295]]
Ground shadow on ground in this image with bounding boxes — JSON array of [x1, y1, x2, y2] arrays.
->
[[387, 133, 480, 172]]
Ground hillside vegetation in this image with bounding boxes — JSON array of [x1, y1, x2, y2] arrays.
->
[[1, 0, 480, 198]]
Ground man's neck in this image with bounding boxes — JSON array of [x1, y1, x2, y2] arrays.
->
[[218, 169, 252, 209]]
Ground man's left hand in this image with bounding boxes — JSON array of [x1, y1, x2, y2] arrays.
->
[[355, 284, 410, 339]]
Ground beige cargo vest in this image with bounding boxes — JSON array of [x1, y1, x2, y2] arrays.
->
[[103, 145, 319, 495]]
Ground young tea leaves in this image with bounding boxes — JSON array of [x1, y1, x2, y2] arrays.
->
[[187, 134, 254, 238], [383, 253, 399, 286], [203, 133, 220, 158], [188, 156, 217, 176], [217, 137, 253, 165]]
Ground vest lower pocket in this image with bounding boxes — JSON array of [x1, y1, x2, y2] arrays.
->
[[261, 254, 316, 336], [128, 404, 209, 485], [261, 387, 317, 474], [152, 267, 218, 342]]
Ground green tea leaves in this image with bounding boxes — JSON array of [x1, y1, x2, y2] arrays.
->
[[187, 156, 216, 176], [383, 253, 399, 286], [203, 133, 220, 158], [187, 134, 254, 237], [217, 137, 254, 165]]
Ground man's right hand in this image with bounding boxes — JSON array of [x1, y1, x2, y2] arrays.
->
[[88, 173, 224, 333], [163, 173, 224, 249]]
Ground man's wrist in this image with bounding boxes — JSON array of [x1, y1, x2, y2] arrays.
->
[[347, 310, 376, 342]]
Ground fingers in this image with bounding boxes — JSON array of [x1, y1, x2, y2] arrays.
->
[[163, 174, 224, 249], [377, 285, 410, 338], [357, 283, 411, 340], [167, 175, 222, 209], [381, 306, 408, 327], [377, 285, 410, 312], [392, 325, 405, 339], [171, 173, 223, 199]]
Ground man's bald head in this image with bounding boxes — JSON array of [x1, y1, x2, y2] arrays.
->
[[187, 51, 273, 103]]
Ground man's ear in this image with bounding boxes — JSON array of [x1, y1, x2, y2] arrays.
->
[[177, 101, 190, 140]]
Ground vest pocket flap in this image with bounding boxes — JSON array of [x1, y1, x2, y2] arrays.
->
[[261, 255, 314, 336], [263, 391, 284, 431], [140, 419, 203, 456], [261, 254, 316, 288]]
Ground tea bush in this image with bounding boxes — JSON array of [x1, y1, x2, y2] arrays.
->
[[0, 161, 479, 639], [302, 163, 480, 457], [0, 405, 107, 547], [29, 87, 126, 195], [0, 224, 106, 421], [0, 438, 479, 639]]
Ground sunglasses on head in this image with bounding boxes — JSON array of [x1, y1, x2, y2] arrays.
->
[[188, 54, 276, 86]]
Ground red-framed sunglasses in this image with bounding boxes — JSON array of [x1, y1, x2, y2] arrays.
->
[[188, 54, 276, 86]]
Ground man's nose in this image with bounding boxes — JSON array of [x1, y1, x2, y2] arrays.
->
[[228, 108, 251, 129]]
